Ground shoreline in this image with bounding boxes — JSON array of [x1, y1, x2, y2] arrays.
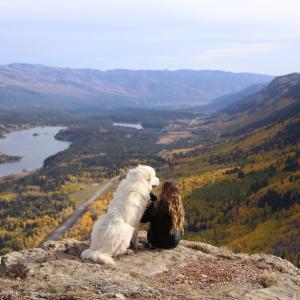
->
[[0, 123, 69, 139], [0, 153, 22, 164], [0, 170, 33, 182], [0, 123, 37, 139]]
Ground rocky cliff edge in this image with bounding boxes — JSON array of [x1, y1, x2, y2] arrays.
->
[[0, 232, 299, 300]]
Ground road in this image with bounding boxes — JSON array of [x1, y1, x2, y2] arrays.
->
[[44, 177, 118, 242]]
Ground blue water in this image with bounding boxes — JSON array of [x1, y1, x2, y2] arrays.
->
[[113, 122, 143, 130], [0, 126, 70, 177]]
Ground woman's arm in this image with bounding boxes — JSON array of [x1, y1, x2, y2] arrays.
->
[[141, 202, 157, 223]]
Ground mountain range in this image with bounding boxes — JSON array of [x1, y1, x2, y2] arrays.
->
[[0, 63, 273, 109]]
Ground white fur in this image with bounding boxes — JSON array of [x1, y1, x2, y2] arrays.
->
[[81, 165, 159, 265]]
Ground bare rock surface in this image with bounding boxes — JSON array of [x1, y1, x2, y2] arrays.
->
[[0, 232, 299, 300]]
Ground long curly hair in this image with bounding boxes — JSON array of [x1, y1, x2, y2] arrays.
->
[[158, 180, 185, 234]]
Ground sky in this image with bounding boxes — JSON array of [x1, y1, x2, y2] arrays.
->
[[0, 0, 299, 75]]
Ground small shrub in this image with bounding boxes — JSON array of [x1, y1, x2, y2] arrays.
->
[[259, 272, 277, 288]]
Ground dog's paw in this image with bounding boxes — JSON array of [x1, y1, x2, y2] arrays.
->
[[131, 242, 146, 250], [125, 249, 134, 255]]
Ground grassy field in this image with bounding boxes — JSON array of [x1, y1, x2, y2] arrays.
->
[[69, 183, 104, 206]]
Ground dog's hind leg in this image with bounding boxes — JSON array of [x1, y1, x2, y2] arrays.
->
[[130, 228, 139, 249]]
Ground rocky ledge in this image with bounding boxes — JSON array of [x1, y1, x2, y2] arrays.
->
[[0, 232, 299, 300]]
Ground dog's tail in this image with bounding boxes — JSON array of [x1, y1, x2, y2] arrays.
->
[[81, 249, 116, 266]]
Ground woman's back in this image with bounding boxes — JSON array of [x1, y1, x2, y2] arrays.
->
[[141, 195, 182, 249]]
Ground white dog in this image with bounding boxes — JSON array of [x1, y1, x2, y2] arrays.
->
[[81, 165, 159, 266]]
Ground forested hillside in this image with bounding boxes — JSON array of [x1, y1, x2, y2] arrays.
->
[[163, 73, 300, 267]]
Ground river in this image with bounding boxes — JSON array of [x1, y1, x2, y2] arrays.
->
[[0, 126, 70, 177]]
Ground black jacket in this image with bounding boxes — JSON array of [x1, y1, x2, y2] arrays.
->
[[141, 195, 180, 249]]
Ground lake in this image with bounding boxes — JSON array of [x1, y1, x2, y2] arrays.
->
[[0, 126, 70, 177], [113, 122, 143, 130]]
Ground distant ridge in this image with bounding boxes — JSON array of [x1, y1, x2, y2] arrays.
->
[[208, 83, 267, 111], [0, 63, 273, 110], [217, 73, 300, 134]]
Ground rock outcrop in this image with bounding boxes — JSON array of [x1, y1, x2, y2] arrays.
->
[[0, 232, 299, 300]]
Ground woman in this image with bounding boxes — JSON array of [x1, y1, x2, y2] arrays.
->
[[141, 180, 185, 249]]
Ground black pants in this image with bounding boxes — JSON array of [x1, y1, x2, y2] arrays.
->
[[147, 229, 180, 249]]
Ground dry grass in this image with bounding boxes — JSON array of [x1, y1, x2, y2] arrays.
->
[[259, 272, 277, 288], [70, 184, 103, 206], [157, 131, 192, 144]]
